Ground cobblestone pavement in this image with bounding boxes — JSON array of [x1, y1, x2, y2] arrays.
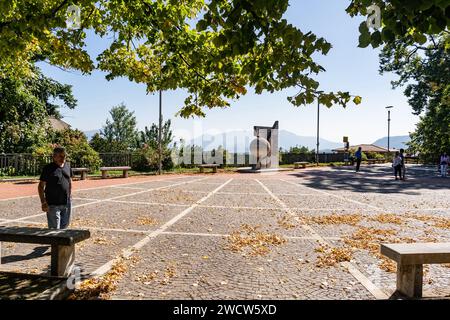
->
[[1, 165, 449, 299]]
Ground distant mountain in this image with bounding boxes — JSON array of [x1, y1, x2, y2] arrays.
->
[[372, 135, 411, 150], [83, 129, 101, 140], [279, 130, 342, 152], [190, 130, 341, 153]]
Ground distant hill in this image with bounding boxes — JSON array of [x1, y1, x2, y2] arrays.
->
[[191, 130, 342, 153], [372, 135, 411, 150]]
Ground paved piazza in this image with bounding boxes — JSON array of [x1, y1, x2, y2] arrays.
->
[[1, 165, 449, 299]]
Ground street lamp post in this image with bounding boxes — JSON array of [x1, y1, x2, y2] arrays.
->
[[316, 91, 324, 166], [386, 106, 394, 152], [158, 89, 162, 175]]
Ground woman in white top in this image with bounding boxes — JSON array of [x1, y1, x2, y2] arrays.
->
[[393, 152, 403, 180], [440, 153, 449, 177]]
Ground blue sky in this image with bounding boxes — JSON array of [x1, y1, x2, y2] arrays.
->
[[37, 0, 418, 145]]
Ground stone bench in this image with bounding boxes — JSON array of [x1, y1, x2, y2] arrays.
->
[[380, 242, 450, 298], [294, 162, 309, 169], [72, 167, 89, 180], [0, 226, 90, 277], [100, 166, 131, 179], [199, 164, 219, 173]]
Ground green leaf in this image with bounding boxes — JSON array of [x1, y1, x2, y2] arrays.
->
[[358, 33, 371, 48]]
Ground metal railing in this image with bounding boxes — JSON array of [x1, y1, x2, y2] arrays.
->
[[0, 153, 132, 176]]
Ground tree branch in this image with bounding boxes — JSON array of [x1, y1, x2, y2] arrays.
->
[[0, 0, 69, 30]]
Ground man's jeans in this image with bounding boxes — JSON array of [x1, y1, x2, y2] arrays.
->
[[47, 202, 72, 229], [441, 164, 448, 177]]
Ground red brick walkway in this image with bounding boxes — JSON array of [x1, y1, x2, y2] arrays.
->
[[0, 174, 199, 200]]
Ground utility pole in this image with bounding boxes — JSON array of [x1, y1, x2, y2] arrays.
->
[[158, 89, 162, 175], [386, 106, 394, 152], [316, 91, 324, 166], [316, 98, 320, 165]]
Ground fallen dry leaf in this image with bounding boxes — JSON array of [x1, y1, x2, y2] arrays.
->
[[137, 217, 158, 226], [68, 258, 129, 300], [315, 245, 353, 267], [224, 224, 286, 257], [368, 214, 404, 225], [304, 214, 362, 226], [277, 215, 296, 229]]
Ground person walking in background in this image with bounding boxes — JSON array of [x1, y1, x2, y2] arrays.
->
[[392, 151, 403, 180], [399, 148, 406, 180], [355, 147, 362, 172], [38, 147, 73, 229], [440, 152, 449, 178]]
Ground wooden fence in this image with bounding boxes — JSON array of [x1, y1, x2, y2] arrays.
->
[[0, 153, 52, 176]]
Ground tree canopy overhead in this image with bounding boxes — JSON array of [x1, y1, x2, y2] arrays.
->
[[347, 0, 450, 48], [0, 67, 77, 153], [378, 33, 449, 159], [0, 0, 362, 117]]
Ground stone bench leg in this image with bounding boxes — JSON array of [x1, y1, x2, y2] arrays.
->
[[80, 171, 87, 180], [396, 263, 423, 298], [101, 171, 107, 179], [213, 167, 217, 173], [199, 167, 204, 173], [123, 170, 128, 178], [51, 244, 75, 277]]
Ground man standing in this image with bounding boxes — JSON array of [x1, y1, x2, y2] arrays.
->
[[38, 147, 73, 229], [440, 152, 449, 178], [355, 147, 363, 172], [399, 148, 406, 180]]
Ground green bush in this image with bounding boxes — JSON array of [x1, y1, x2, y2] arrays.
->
[[0, 166, 15, 176], [132, 146, 174, 172], [51, 129, 102, 170], [361, 152, 368, 161], [32, 143, 53, 172], [365, 152, 385, 160]]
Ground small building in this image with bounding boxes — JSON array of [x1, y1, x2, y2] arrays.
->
[[332, 144, 398, 154]]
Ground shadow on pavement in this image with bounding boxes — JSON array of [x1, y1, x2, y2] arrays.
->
[[1, 246, 50, 264], [287, 165, 450, 195]]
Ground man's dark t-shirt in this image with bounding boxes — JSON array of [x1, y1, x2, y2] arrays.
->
[[39, 162, 73, 205]]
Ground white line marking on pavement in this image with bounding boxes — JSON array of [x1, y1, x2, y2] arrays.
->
[[392, 208, 450, 212], [216, 191, 269, 195], [255, 179, 324, 242], [0, 194, 39, 202], [90, 178, 233, 278], [161, 231, 342, 241], [71, 197, 108, 202], [256, 179, 389, 300], [3, 219, 149, 234], [281, 179, 384, 211], [183, 182, 226, 185], [196, 204, 281, 210], [162, 231, 227, 238], [1, 177, 208, 225], [105, 199, 190, 207], [109, 185, 149, 190], [71, 198, 193, 207], [0, 175, 195, 201]]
